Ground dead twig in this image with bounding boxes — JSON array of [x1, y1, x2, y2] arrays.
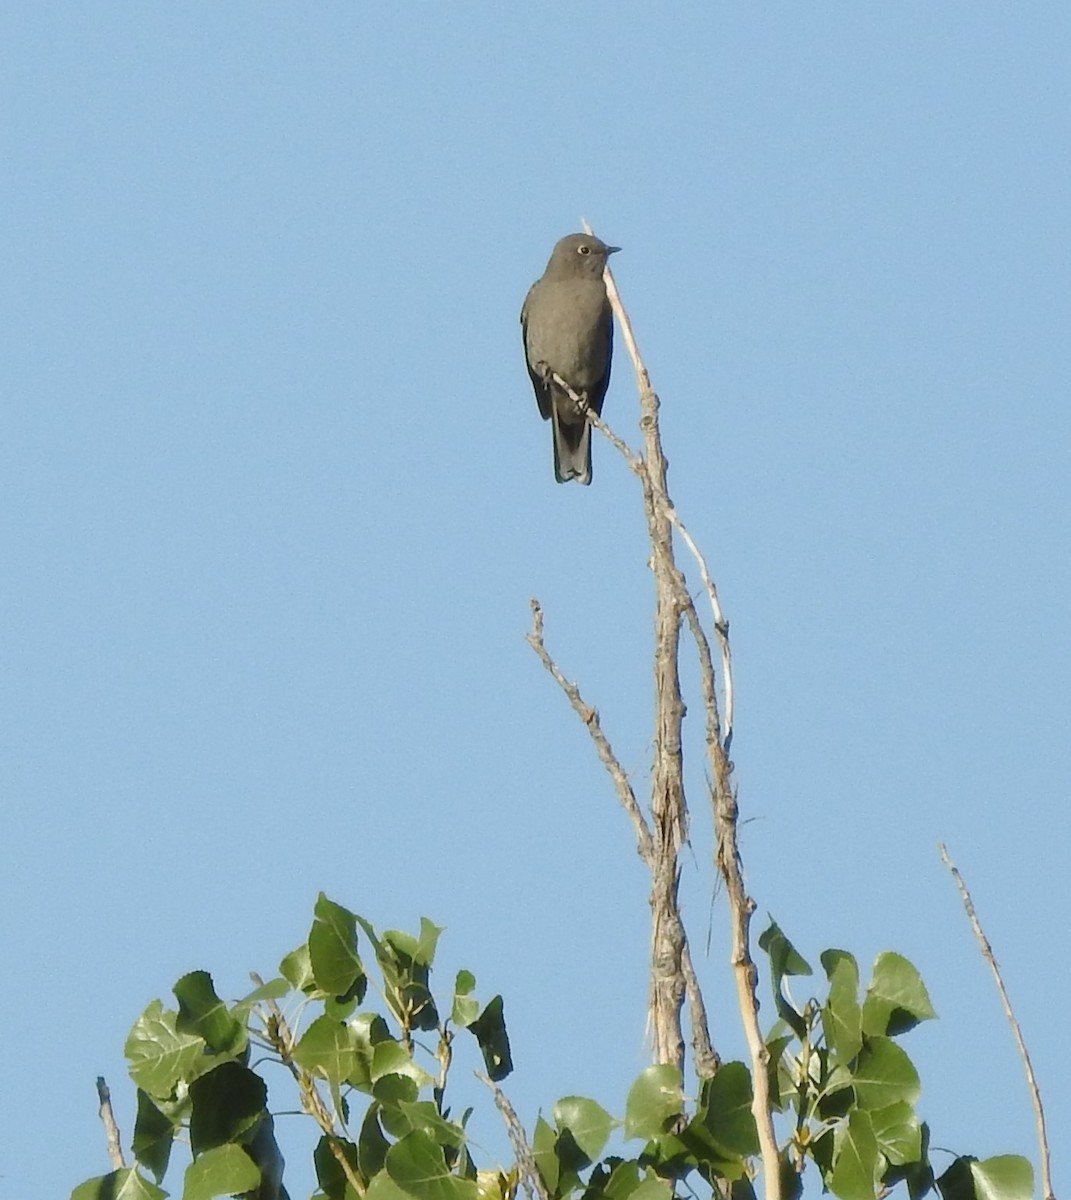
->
[[96, 1076, 126, 1171], [939, 846, 1053, 1200], [479, 1074, 552, 1200], [526, 599, 654, 866]]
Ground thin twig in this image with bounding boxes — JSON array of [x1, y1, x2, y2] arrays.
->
[[679, 940, 720, 1078], [939, 846, 1053, 1200], [96, 1076, 126, 1170], [550, 373, 643, 475], [250, 972, 367, 1197], [662, 507, 734, 750], [478, 1073, 552, 1200], [526, 599, 654, 865], [551, 376, 735, 752]]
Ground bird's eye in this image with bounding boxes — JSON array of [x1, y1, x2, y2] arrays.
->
[[577, 244, 591, 255]]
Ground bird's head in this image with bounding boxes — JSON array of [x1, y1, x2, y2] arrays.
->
[[544, 233, 620, 279]]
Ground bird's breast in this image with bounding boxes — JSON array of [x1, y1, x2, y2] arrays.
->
[[523, 281, 610, 389]]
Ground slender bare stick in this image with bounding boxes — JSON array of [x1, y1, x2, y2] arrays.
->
[[526, 599, 655, 866], [939, 845, 1053, 1200], [96, 1076, 126, 1171], [662, 507, 734, 750], [551, 373, 643, 473], [478, 1074, 552, 1200], [680, 939, 720, 1077]]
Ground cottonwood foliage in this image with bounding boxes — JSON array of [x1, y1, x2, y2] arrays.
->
[[72, 895, 1030, 1200]]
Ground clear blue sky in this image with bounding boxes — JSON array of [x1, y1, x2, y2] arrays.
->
[[3, 4, 1068, 1197]]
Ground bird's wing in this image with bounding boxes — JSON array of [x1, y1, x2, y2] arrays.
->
[[520, 284, 553, 421], [589, 302, 614, 418]]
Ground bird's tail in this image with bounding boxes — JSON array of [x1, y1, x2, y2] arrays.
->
[[551, 409, 593, 485]]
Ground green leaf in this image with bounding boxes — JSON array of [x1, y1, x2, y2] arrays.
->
[[174, 971, 246, 1057], [280, 943, 315, 993], [451, 971, 480, 1028], [457, 1145, 477, 1182], [385, 1129, 480, 1200], [810, 1128, 835, 1181], [244, 1114, 287, 1200], [131, 1088, 175, 1182], [552, 1096, 615, 1161], [357, 1108, 391, 1182], [294, 1015, 360, 1086], [852, 1037, 920, 1110], [376, 1073, 422, 1114], [600, 1160, 643, 1200], [758, 920, 812, 977], [817, 1080, 855, 1123], [183, 1144, 259, 1200], [374, 921, 442, 1032], [238, 976, 291, 1006], [395, 1101, 467, 1149], [862, 953, 936, 1037], [467, 995, 512, 1082], [829, 1111, 879, 1200], [938, 1156, 977, 1200], [764, 1033, 793, 1111], [125, 999, 206, 1100], [188, 1061, 267, 1153], [384, 918, 442, 969], [671, 1121, 747, 1184], [70, 1167, 167, 1200], [371, 1039, 435, 1087], [326, 994, 359, 1022], [696, 1062, 759, 1157], [883, 1120, 933, 1200], [821, 951, 863, 1065], [368, 1168, 419, 1200], [473, 1170, 509, 1200], [970, 1157, 1033, 1200], [310, 894, 368, 1002], [776, 1152, 802, 1200], [758, 920, 812, 1038], [315, 1135, 362, 1200], [349, 1013, 394, 1090], [629, 1179, 674, 1200], [531, 1117, 559, 1194], [624, 1065, 683, 1139], [870, 1102, 921, 1166], [381, 921, 444, 1036]]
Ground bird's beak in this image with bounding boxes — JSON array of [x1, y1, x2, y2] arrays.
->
[[606, 246, 621, 255]]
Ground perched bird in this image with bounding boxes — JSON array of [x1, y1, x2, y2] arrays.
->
[[521, 233, 619, 484]]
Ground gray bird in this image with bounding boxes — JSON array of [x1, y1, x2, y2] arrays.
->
[[521, 233, 619, 484]]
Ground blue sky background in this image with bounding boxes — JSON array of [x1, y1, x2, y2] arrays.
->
[[3, 4, 1069, 1197]]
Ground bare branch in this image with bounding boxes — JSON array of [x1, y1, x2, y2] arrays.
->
[[939, 846, 1053, 1200], [479, 1073, 552, 1200], [662, 506, 734, 750], [550, 373, 644, 475], [592, 221, 780, 1200], [680, 939, 720, 1078], [550, 379, 735, 752], [526, 599, 654, 865], [95, 1076, 126, 1171]]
